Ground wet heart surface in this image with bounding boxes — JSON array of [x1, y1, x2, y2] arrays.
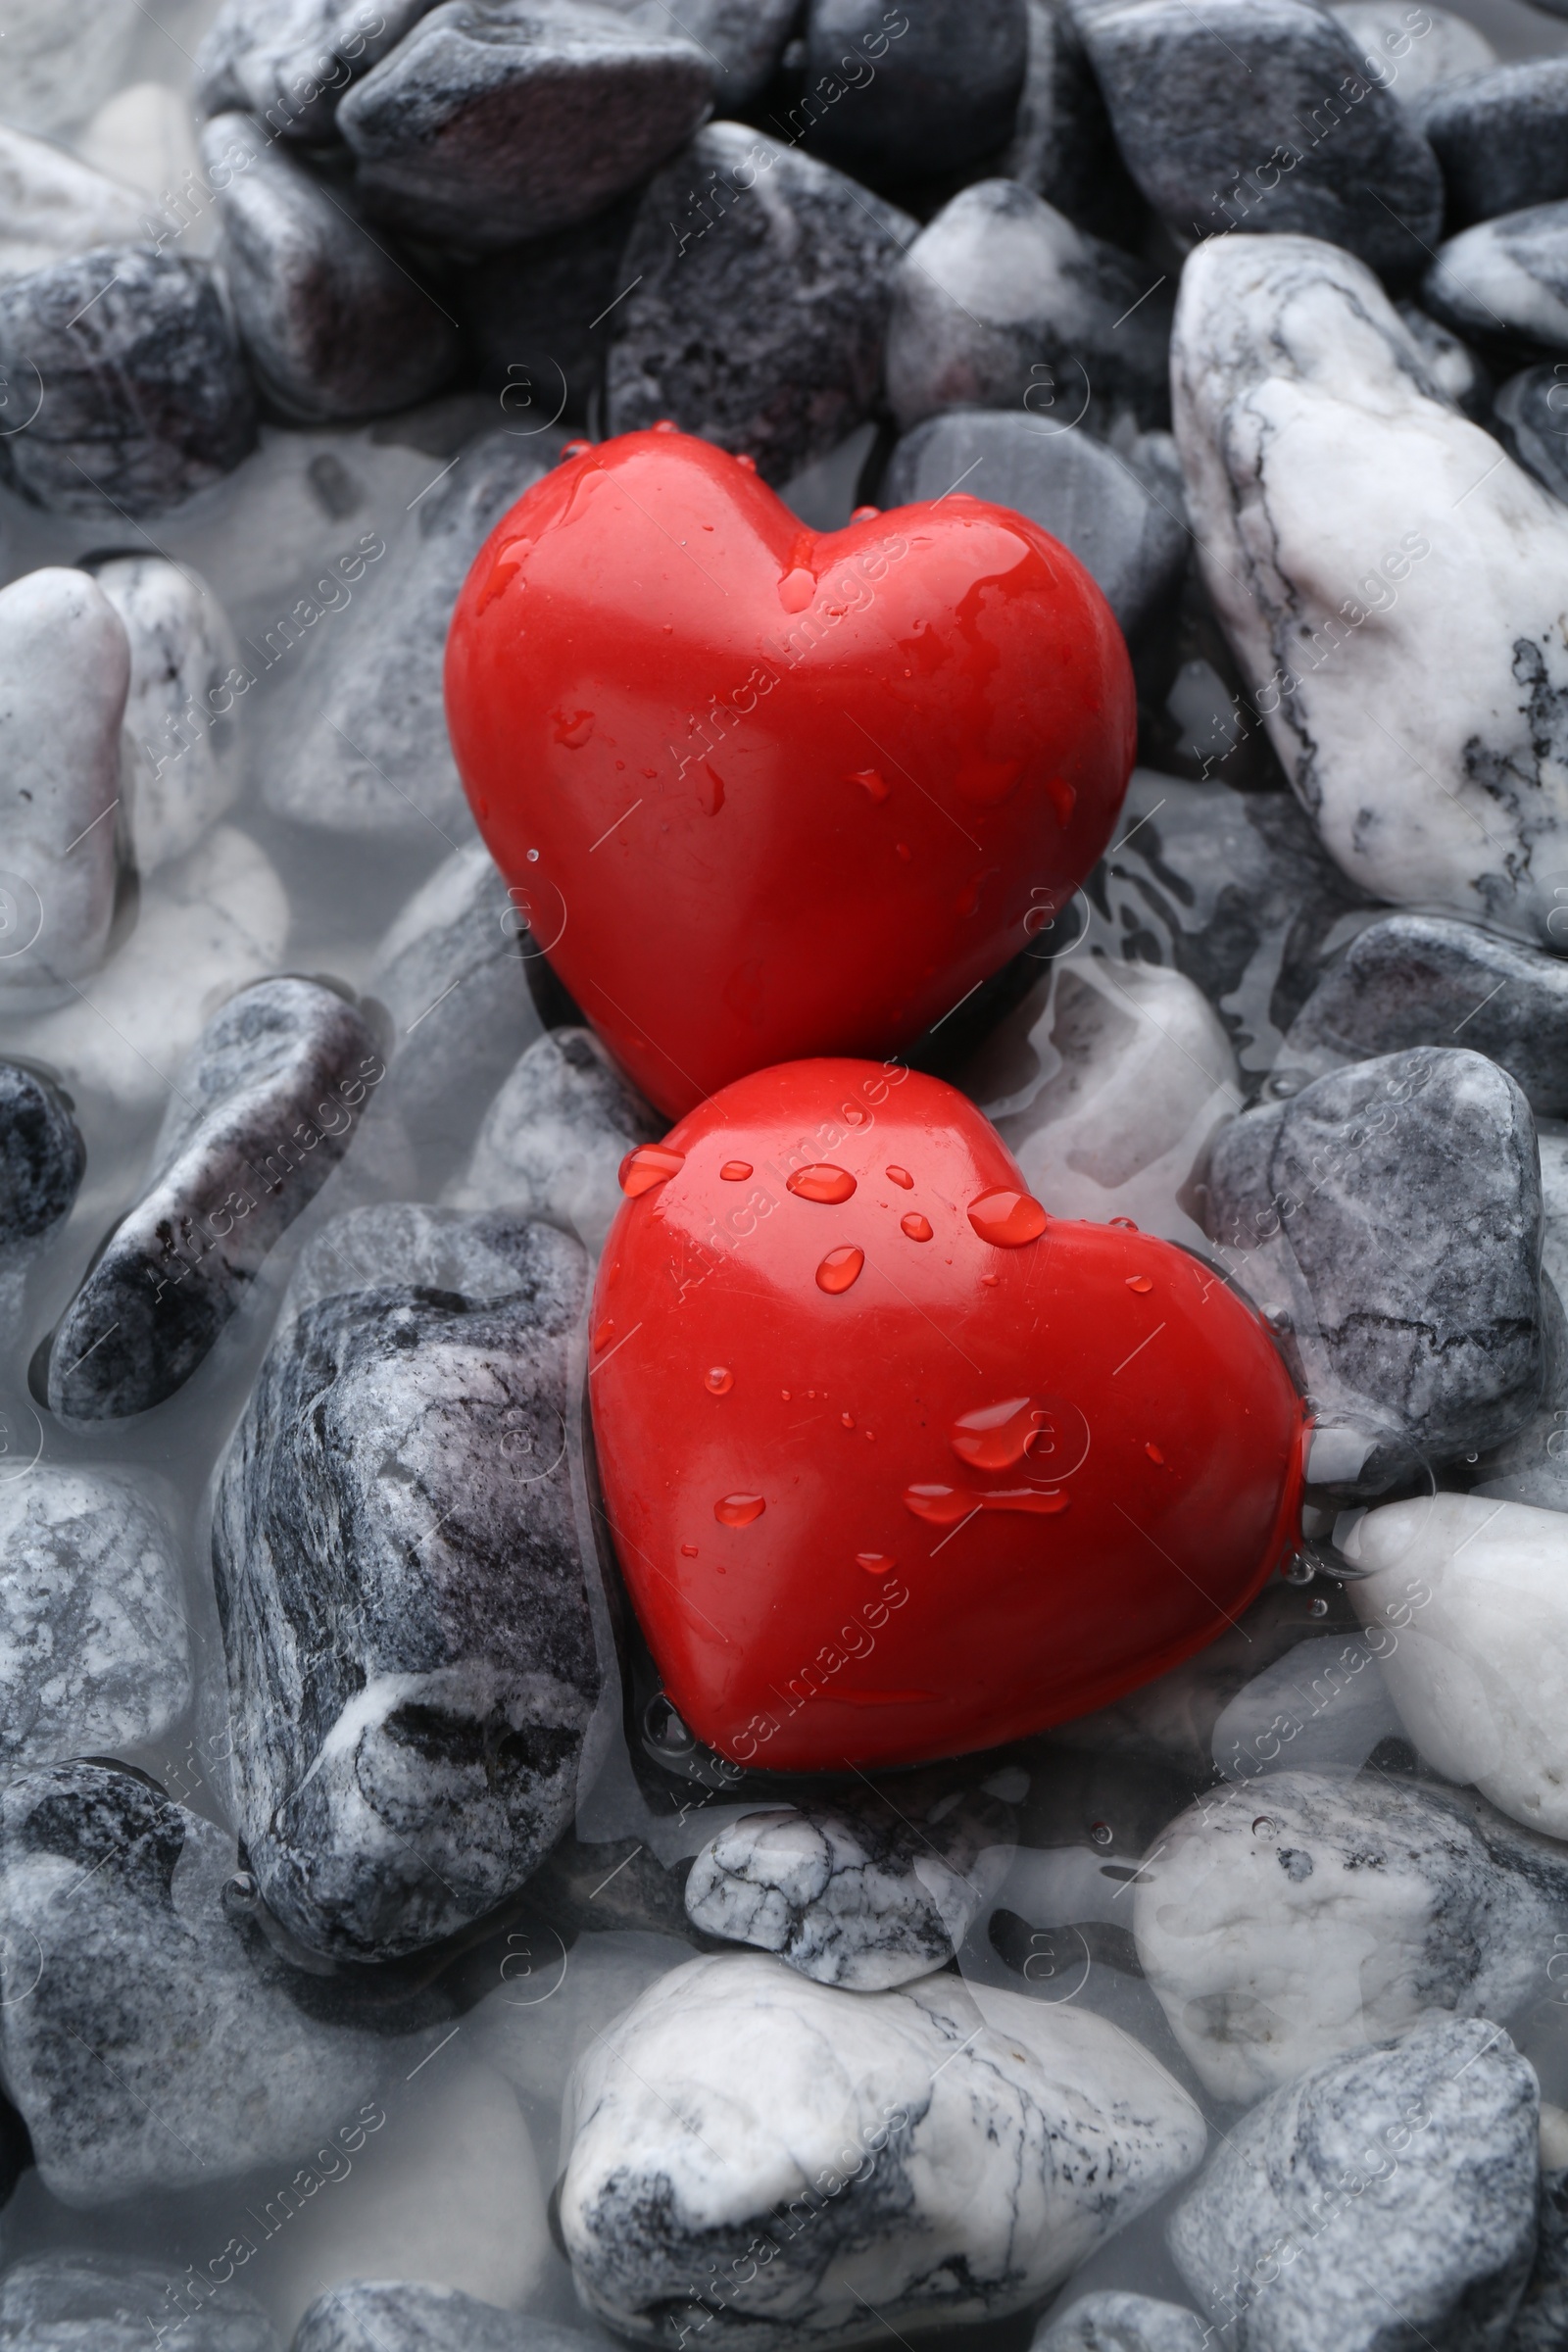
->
[[446, 427, 1136, 1117], [589, 1058, 1309, 1770]]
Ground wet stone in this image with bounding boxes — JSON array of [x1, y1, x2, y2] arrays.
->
[[294, 2282, 590, 2352], [212, 1208, 600, 1961], [1034, 2293, 1206, 2352], [1414, 58, 1568, 228], [46, 977, 381, 1424], [448, 1026, 662, 1255], [0, 1059, 84, 1283], [0, 2253, 279, 2352], [86, 555, 243, 875], [195, 0, 441, 145], [802, 0, 1029, 182]]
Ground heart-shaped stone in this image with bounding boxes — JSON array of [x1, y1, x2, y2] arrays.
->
[[589, 1059, 1307, 1769], [446, 427, 1135, 1116]]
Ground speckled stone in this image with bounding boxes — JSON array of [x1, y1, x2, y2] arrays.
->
[[1414, 58, 1568, 227], [596, 0, 795, 106], [87, 556, 243, 874], [294, 2284, 589, 2352], [195, 0, 441, 144], [0, 1, 141, 135], [447, 1026, 662, 1254], [0, 2253, 279, 2352], [212, 1208, 600, 1961], [1035, 2292, 1206, 2352], [802, 0, 1029, 181], [1329, 0, 1495, 104], [1167, 2015, 1539, 2352], [46, 977, 381, 1423], [0, 1060, 83, 1260], [0, 245, 256, 516], [0, 124, 148, 282], [1510, 2165, 1568, 2352]]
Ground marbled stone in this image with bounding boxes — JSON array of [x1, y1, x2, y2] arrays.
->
[[884, 181, 1171, 438], [1396, 297, 1489, 417], [562, 1953, 1206, 2346], [0, 125, 147, 282], [337, 0, 714, 249], [212, 1209, 600, 1961], [1064, 0, 1443, 276], [1204, 1046, 1544, 1487], [1172, 233, 1568, 946], [0, 1760, 389, 2203], [1346, 1493, 1568, 1842], [1167, 2016, 1539, 2352], [0, 568, 127, 999], [1415, 58, 1568, 227], [1328, 1, 1494, 105], [202, 115, 460, 425], [1133, 1768, 1568, 2103], [1432, 201, 1568, 357], [1511, 2166, 1568, 2352], [1494, 363, 1568, 507], [1208, 1629, 1402, 1787], [0, 2253, 278, 2352], [46, 977, 381, 1423], [88, 556, 243, 875], [684, 1784, 1015, 1990], [597, 0, 796, 106], [0, 3, 139, 134], [447, 1026, 662, 1254], [0, 1060, 83, 1263], [262, 431, 547, 835], [0, 245, 256, 516], [1035, 2292, 1206, 2352], [196, 0, 441, 144], [1277, 911, 1568, 1113], [295, 2283, 587, 2352], [1003, 0, 1142, 244], [883, 410, 1185, 640], [802, 0, 1029, 181], [0, 1470, 191, 1772], [605, 122, 914, 484]]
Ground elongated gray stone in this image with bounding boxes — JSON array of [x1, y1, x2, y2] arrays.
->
[[1004, 0, 1142, 242], [294, 2283, 590, 2352], [0, 1059, 84, 1265], [196, 0, 441, 144], [0, 2254, 279, 2352], [1414, 58, 1568, 227], [803, 0, 1029, 181], [46, 977, 382, 1423], [0, 124, 148, 282], [212, 1208, 599, 1961], [88, 555, 243, 874], [447, 1026, 661, 1254]]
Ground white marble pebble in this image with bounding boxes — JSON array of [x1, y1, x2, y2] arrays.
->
[[0, 122, 150, 280], [1426, 203, 1568, 351], [1172, 232, 1568, 944], [0, 0, 140, 134], [94, 558, 244, 874], [1345, 1491, 1568, 1841]]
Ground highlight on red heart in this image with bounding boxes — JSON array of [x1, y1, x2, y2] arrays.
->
[[445, 424, 1137, 1117], [589, 1058, 1309, 1772]]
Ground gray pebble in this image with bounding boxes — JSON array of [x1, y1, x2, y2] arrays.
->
[[87, 556, 244, 875], [454, 194, 640, 422], [447, 1026, 662, 1254], [202, 114, 461, 424], [1204, 1046, 1544, 1488], [0, 2254, 278, 2352], [196, 0, 441, 144], [1003, 0, 1143, 244], [0, 245, 257, 516], [1414, 58, 1568, 227], [1494, 363, 1568, 505], [294, 2283, 591, 2352], [595, 0, 796, 106], [0, 1060, 84, 1259], [1034, 2291, 1206, 2352], [1395, 299, 1490, 417], [1066, 0, 1443, 277], [803, 0, 1029, 181], [884, 179, 1171, 438], [883, 410, 1186, 641], [0, 1760, 390, 2203], [212, 1208, 600, 1961], [1328, 0, 1495, 105], [1509, 2165, 1568, 2352], [605, 121, 914, 483], [46, 977, 382, 1424], [1167, 2015, 1539, 2352], [1428, 200, 1568, 354], [0, 124, 149, 283], [337, 0, 714, 249]]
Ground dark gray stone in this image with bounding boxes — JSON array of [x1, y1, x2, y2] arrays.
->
[[294, 2282, 590, 2352], [1426, 201, 1568, 353], [1414, 59, 1568, 228], [447, 1026, 662, 1255], [684, 1781, 1015, 1990], [802, 0, 1029, 181], [1204, 1046, 1545, 1488], [1396, 299, 1490, 417], [454, 192, 639, 421], [1495, 363, 1568, 505], [0, 1061, 83, 1255], [0, 247, 257, 518], [1508, 2167, 1568, 2352], [1277, 913, 1568, 1112], [1065, 0, 1444, 278], [212, 1207, 600, 1961], [337, 0, 714, 249], [883, 409, 1186, 641], [0, 1760, 388, 2203], [605, 121, 914, 483], [885, 179, 1171, 437], [1004, 0, 1145, 245], [1329, 1, 1496, 105], [196, 0, 440, 144], [0, 2254, 278, 2352], [596, 0, 796, 107], [46, 977, 382, 1424], [1167, 2015, 1539, 2352], [202, 114, 460, 424], [1035, 2293, 1206, 2352]]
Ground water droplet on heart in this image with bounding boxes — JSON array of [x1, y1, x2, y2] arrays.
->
[[851, 504, 880, 520], [951, 1397, 1046, 1470], [1109, 1215, 1139, 1231], [720, 1160, 753, 1182], [1127, 1274, 1154, 1294], [789, 1164, 856, 1204], [781, 1389, 791, 1400], [981, 1273, 1001, 1288], [904, 1485, 972, 1526], [681, 1543, 699, 1557], [968, 1190, 1049, 1247], [956, 757, 1023, 808], [1090, 1820, 1113, 1847], [886, 1165, 913, 1189], [526, 848, 539, 862], [593, 1318, 614, 1351], [778, 566, 815, 612], [841, 1411, 856, 1429], [705, 1367, 733, 1395], [896, 842, 912, 861], [1308, 1595, 1329, 1617], [699, 762, 725, 815], [553, 708, 595, 749], [619, 1145, 685, 1197], [857, 1550, 896, 1572], [561, 439, 591, 460], [982, 1488, 1069, 1515], [715, 1494, 765, 1527], [902, 1212, 934, 1242], [956, 872, 986, 917], [653, 418, 679, 434], [1146, 1442, 1165, 1464], [850, 767, 889, 803], [816, 1245, 864, 1294], [1046, 775, 1077, 828], [736, 453, 758, 472]]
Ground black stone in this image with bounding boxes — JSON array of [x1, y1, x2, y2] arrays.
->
[[196, 0, 440, 144], [801, 0, 1029, 182], [1004, 0, 1146, 246], [454, 193, 639, 421], [0, 1060, 83, 1254], [1414, 59, 1568, 228]]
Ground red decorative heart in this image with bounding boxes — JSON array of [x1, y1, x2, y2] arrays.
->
[[589, 1059, 1309, 1770], [446, 427, 1136, 1117]]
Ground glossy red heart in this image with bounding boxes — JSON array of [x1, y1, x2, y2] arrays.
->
[[589, 1058, 1308, 1770], [445, 427, 1135, 1117]]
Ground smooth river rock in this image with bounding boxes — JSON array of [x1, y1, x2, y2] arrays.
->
[[0, 2252, 279, 2352], [294, 2283, 586, 2352], [0, 1059, 84, 1296], [1035, 2294, 1206, 2352], [1426, 200, 1568, 353], [0, 124, 148, 282], [447, 1026, 662, 1254], [195, 0, 441, 144], [802, 0, 1029, 182], [88, 555, 243, 875], [1414, 57, 1568, 227]]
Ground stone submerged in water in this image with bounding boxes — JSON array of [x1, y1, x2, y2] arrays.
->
[[561, 1952, 1205, 2346], [0, 1059, 84, 1265], [295, 2282, 589, 2352], [46, 977, 381, 1424], [87, 555, 243, 876], [447, 1026, 662, 1254], [0, 2253, 279, 2352], [1034, 2293, 1206, 2352], [212, 1206, 602, 1961]]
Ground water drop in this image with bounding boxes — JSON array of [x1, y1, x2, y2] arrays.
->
[[681, 1543, 699, 1558], [950, 1396, 1042, 1470], [842, 1411, 855, 1428], [736, 452, 758, 472], [720, 1159, 753, 1182], [619, 1145, 685, 1197], [850, 767, 889, 803], [979, 1487, 1069, 1515], [851, 504, 880, 520], [902, 1212, 933, 1242], [1126, 1274, 1154, 1295], [886, 1165, 914, 1189], [715, 1494, 765, 1527], [904, 1485, 972, 1526], [968, 1189, 1049, 1248], [956, 872, 987, 917], [856, 1551, 896, 1572], [653, 418, 679, 434], [561, 439, 591, 460], [1308, 1595, 1329, 1617], [1146, 1442, 1165, 1464], [698, 762, 725, 814], [526, 848, 540, 862], [781, 1389, 791, 1400], [1109, 1216, 1139, 1232], [1252, 1815, 1281, 1838], [789, 1164, 857, 1204], [1046, 775, 1077, 828], [778, 567, 815, 612], [981, 1273, 1000, 1288], [224, 1870, 259, 1914], [553, 708, 594, 749], [705, 1367, 733, 1395], [1090, 1821, 1112, 1848], [896, 842, 912, 861], [816, 1245, 864, 1294], [593, 1318, 614, 1351]]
